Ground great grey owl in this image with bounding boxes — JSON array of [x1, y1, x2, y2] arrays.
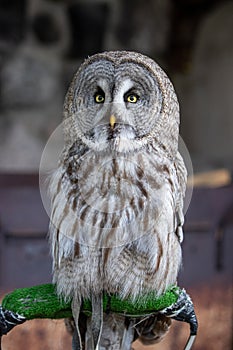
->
[[48, 51, 187, 349]]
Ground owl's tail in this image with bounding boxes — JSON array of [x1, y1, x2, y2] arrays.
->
[[71, 294, 103, 350], [71, 297, 82, 349], [86, 294, 103, 349]]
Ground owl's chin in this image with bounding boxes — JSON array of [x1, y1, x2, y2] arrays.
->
[[86, 137, 141, 154], [82, 137, 145, 154], [83, 124, 142, 153]]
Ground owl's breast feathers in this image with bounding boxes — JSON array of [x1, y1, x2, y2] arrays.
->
[[49, 142, 185, 299]]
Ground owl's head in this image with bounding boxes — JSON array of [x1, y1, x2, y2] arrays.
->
[[63, 51, 180, 157]]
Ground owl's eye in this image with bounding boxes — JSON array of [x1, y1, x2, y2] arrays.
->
[[95, 93, 105, 103], [125, 93, 139, 103]]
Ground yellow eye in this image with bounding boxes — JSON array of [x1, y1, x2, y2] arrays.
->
[[127, 94, 138, 103], [95, 94, 105, 103]]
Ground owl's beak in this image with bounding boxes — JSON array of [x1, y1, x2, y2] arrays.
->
[[109, 115, 116, 129]]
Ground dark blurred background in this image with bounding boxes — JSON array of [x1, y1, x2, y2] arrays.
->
[[0, 1, 232, 349], [0, 0, 233, 172]]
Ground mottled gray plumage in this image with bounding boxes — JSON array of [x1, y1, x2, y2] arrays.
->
[[48, 51, 187, 349]]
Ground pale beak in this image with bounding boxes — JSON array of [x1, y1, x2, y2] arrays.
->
[[109, 115, 116, 129]]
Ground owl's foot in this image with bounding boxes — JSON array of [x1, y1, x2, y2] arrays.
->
[[160, 288, 198, 350], [133, 289, 197, 350], [0, 306, 26, 350], [0, 306, 26, 336]]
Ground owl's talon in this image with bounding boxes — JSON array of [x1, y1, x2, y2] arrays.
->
[[0, 306, 26, 336], [160, 289, 198, 350]]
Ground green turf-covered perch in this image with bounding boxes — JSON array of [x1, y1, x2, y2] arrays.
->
[[1, 283, 180, 319], [0, 283, 198, 350]]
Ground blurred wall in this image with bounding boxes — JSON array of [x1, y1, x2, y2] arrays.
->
[[175, 2, 233, 172], [0, 0, 232, 173]]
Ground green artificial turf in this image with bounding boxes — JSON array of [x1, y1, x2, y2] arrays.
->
[[2, 283, 180, 320]]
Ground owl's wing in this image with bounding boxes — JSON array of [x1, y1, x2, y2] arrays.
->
[[174, 151, 187, 243]]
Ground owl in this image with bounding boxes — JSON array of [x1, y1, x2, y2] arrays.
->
[[48, 51, 187, 349]]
